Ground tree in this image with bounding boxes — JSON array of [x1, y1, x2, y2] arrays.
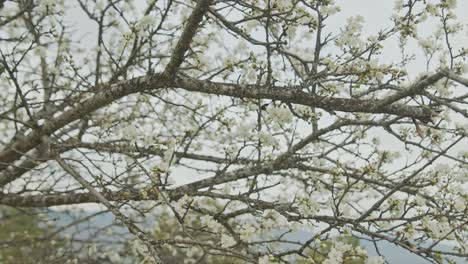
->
[[0, 0, 467, 263], [0, 206, 74, 263]]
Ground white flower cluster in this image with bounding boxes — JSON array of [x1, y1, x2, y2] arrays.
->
[[172, 194, 193, 213], [319, 2, 341, 17], [95, 0, 106, 11], [102, 251, 121, 263], [335, 16, 365, 49], [346, 15, 364, 33], [236, 122, 253, 138], [323, 241, 352, 264], [87, 243, 97, 255], [296, 197, 319, 217], [455, 122, 468, 135], [239, 223, 257, 242], [355, 246, 368, 257], [389, 198, 406, 216], [422, 217, 455, 240], [273, 0, 291, 10], [220, 233, 236, 247], [433, 163, 451, 174], [131, 239, 148, 256], [185, 247, 202, 264], [367, 256, 385, 264], [455, 62, 468, 74], [122, 124, 139, 141], [136, 15, 157, 32], [244, 68, 257, 82], [444, 0, 457, 9], [426, 3, 439, 16], [258, 255, 275, 264], [394, 0, 404, 11], [414, 195, 426, 206], [258, 131, 277, 147], [38, 0, 61, 14], [453, 196, 466, 211], [262, 210, 285, 229], [200, 215, 223, 233], [432, 79, 451, 97], [418, 37, 442, 54], [267, 106, 293, 125]]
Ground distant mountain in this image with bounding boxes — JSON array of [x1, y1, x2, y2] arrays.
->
[[47, 210, 465, 263], [277, 230, 464, 264]]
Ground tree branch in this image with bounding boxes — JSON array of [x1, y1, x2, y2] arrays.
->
[[173, 76, 435, 121], [56, 157, 166, 263], [162, 0, 213, 78]]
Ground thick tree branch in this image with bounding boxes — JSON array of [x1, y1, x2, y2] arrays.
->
[[374, 69, 448, 108], [0, 68, 460, 186], [173, 76, 435, 121], [0, 190, 148, 207], [53, 141, 252, 164], [0, 74, 167, 176], [162, 0, 213, 78], [446, 70, 468, 87]]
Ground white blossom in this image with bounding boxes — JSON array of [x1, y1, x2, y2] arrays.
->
[[445, 0, 457, 8], [414, 195, 426, 206], [319, 5, 341, 16], [335, 16, 365, 49], [258, 255, 275, 264], [433, 163, 450, 174], [424, 218, 454, 239], [394, 0, 404, 12], [240, 223, 257, 242], [274, 0, 291, 10], [245, 68, 257, 82], [296, 197, 319, 217], [122, 125, 138, 141], [323, 241, 352, 264], [461, 63, 468, 74], [220, 233, 236, 247], [453, 197, 466, 211], [258, 131, 277, 147], [200, 215, 222, 232], [87, 243, 97, 255], [131, 239, 148, 256], [95, 0, 106, 11], [107, 251, 121, 263], [267, 106, 293, 124], [355, 246, 368, 257], [367, 256, 385, 264], [236, 123, 253, 138], [139, 15, 156, 28], [39, 0, 57, 14], [455, 122, 468, 134]]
